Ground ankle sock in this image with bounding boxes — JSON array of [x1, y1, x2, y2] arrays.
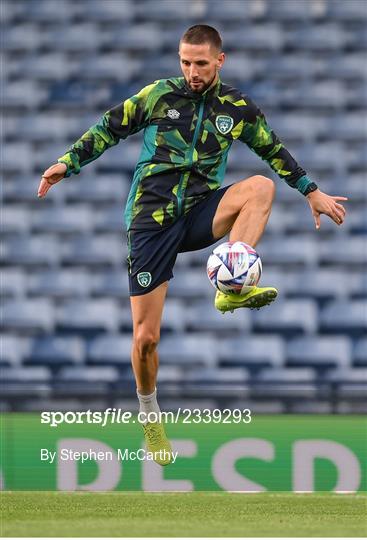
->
[[137, 387, 161, 424]]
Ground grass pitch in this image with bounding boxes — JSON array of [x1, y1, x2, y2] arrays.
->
[[1, 491, 366, 537]]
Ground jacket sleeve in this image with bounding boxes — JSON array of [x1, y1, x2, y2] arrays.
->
[[57, 82, 158, 177], [238, 95, 316, 195]]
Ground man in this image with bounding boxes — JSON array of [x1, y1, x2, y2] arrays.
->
[[38, 25, 347, 466]]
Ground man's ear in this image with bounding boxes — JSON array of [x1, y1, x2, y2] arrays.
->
[[217, 52, 225, 68]]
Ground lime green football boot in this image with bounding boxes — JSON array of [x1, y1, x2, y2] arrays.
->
[[215, 286, 278, 313], [142, 422, 173, 466]]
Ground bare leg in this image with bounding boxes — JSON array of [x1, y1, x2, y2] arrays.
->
[[130, 281, 168, 395], [212, 175, 275, 247]]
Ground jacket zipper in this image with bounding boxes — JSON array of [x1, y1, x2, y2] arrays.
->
[[177, 96, 205, 215]]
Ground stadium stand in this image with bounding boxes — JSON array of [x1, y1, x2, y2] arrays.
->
[[1, 0, 366, 412]]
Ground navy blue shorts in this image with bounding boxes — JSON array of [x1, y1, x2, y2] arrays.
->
[[127, 186, 231, 296]]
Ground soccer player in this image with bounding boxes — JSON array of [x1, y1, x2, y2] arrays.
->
[[38, 25, 347, 465]]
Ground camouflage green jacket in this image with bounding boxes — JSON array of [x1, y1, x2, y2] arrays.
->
[[58, 77, 313, 230]]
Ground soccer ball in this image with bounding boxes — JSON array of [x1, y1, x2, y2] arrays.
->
[[206, 241, 262, 295]]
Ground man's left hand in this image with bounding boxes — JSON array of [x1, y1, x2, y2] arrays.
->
[[306, 189, 348, 229]]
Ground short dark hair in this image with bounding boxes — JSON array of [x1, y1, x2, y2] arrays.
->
[[180, 24, 222, 52]]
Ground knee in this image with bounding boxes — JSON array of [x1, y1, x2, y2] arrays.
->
[[247, 175, 275, 205], [133, 327, 160, 359]]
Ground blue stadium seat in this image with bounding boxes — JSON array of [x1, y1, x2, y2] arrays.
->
[[183, 367, 249, 398], [24, 0, 80, 22], [55, 366, 119, 395], [185, 367, 248, 383], [0, 366, 50, 382], [0, 335, 25, 367], [20, 114, 81, 142], [228, 142, 268, 170], [349, 209, 367, 235], [2, 80, 48, 109], [175, 243, 220, 268], [27, 269, 90, 299], [159, 334, 218, 367], [285, 24, 348, 51], [3, 177, 63, 204], [1, 235, 59, 266], [47, 81, 105, 108], [220, 54, 257, 83], [94, 205, 126, 233], [225, 25, 283, 51], [20, 53, 77, 81], [31, 206, 93, 234], [325, 53, 367, 80], [60, 235, 125, 266], [1, 0, 25, 23], [2, 115, 18, 139], [320, 300, 367, 337], [287, 269, 352, 302], [258, 236, 317, 266], [298, 141, 346, 173], [78, 55, 139, 82], [156, 366, 184, 382], [169, 269, 213, 299], [287, 336, 351, 372], [252, 299, 318, 335], [330, 114, 367, 142], [342, 174, 367, 202], [208, 0, 251, 22], [186, 301, 251, 333], [161, 300, 187, 333], [136, 0, 202, 21], [1, 24, 44, 52], [262, 204, 290, 235], [345, 81, 367, 108], [329, 0, 367, 21], [1, 269, 26, 299], [353, 338, 367, 367], [109, 24, 161, 51], [254, 368, 316, 399], [57, 366, 119, 382], [140, 55, 181, 81], [56, 299, 120, 335], [349, 272, 367, 300], [218, 335, 284, 372], [2, 143, 32, 173], [87, 334, 131, 367], [63, 174, 130, 204], [90, 271, 129, 299], [265, 56, 318, 82], [319, 237, 367, 266], [267, 0, 325, 20], [25, 336, 85, 369], [0, 367, 51, 398], [327, 368, 367, 401], [2, 299, 54, 333], [43, 24, 103, 52], [257, 267, 295, 297], [85, 0, 134, 22]]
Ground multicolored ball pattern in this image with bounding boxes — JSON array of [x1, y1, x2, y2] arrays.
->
[[207, 241, 262, 295]]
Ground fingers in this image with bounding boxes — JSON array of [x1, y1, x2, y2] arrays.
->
[[332, 201, 347, 225], [38, 177, 52, 198], [329, 208, 344, 225], [314, 212, 321, 229], [331, 196, 348, 201], [335, 202, 346, 216]]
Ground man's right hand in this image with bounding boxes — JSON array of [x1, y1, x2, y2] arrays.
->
[[38, 162, 67, 198]]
